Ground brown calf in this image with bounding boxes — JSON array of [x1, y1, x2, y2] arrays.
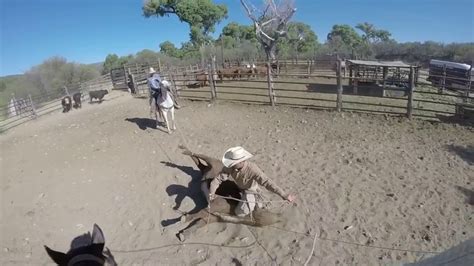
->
[[175, 179, 283, 241]]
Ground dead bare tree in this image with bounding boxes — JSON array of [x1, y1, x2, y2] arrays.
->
[[240, 0, 296, 105]]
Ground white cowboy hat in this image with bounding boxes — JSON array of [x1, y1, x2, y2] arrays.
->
[[222, 146, 253, 168], [149, 67, 156, 74]]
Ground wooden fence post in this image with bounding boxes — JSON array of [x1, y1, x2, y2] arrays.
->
[[464, 66, 472, 103], [267, 62, 276, 106], [207, 64, 216, 100], [348, 65, 353, 87], [28, 94, 37, 119], [307, 60, 310, 77], [353, 66, 359, 95], [276, 60, 280, 77], [439, 64, 446, 94], [211, 55, 218, 98], [123, 65, 128, 88], [407, 66, 415, 119], [336, 57, 343, 112], [129, 73, 136, 94]]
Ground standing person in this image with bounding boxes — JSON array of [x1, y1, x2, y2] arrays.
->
[[209, 146, 296, 217], [147, 67, 162, 116], [148, 67, 180, 112]]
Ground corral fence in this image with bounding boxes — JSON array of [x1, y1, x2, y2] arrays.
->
[[2, 56, 472, 132], [0, 73, 113, 131], [125, 56, 473, 123]]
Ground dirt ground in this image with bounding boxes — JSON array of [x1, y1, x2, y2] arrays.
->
[[1, 91, 473, 265]]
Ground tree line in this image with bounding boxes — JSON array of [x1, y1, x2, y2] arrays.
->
[[2, 0, 472, 108], [100, 0, 472, 72]]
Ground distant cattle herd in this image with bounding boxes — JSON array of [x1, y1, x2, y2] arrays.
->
[[61, 89, 109, 113], [189, 64, 269, 87]]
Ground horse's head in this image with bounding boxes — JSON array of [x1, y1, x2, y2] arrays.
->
[[44, 224, 116, 266]]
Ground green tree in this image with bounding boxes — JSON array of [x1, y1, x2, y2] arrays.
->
[[102, 54, 120, 75], [102, 54, 133, 74], [220, 22, 257, 44], [143, 0, 228, 46], [327, 24, 363, 57], [159, 41, 179, 57], [134, 49, 161, 64], [277, 21, 319, 59], [355, 22, 391, 44], [25, 57, 100, 95]]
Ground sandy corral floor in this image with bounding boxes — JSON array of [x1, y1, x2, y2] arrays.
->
[[1, 91, 473, 265]]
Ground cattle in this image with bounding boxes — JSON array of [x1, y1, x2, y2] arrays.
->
[[239, 66, 254, 80], [61, 96, 72, 113], [72, 92, 82, 109], [89, 90, 108, 103], [44, 224, 117, 265], [252, 65, 267, 78], [195, 72, 208, 87], [173, 178, 283, 242], [217, 68, 241, 81]]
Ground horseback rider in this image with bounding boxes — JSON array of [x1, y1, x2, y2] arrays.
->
[[147, 67, 180, 114]]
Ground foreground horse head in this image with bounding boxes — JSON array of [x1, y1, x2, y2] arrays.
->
[[44, 224, 116, 266]]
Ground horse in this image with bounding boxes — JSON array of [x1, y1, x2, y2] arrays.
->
[[150, 80, 176, 134], [44, 224, 117, 265]]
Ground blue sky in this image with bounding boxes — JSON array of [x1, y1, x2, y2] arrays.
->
[[1, 0, 473, 76]]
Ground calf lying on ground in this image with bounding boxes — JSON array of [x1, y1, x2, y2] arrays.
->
[[61, 96, 72, 113], [174, 179, 283, 241], [73, 92, 82, 109], [89, 90, 108, 103], [44, 224, 116, 266], [171, 145, 283, 242]]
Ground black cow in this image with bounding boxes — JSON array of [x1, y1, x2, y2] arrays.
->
[[89, 90, 108, 103], [73, 92, 82, 109], [61, 96, 72, 113]]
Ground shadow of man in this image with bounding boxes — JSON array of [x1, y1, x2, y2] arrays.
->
[[161, 161, 207, 224]]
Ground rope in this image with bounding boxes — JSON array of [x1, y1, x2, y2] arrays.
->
[[215, 195, 289, 204], [267, 225, 441, 255], [245, 226, 277, 264], [304, 232, 318, 266], [111, 240, 256, 253]]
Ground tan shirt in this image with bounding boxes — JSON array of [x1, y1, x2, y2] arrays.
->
[[210, 161, 288, 199]]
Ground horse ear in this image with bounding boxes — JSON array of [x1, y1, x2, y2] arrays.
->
[[44, 245, 68, 265], [91, 224, 105, 245]]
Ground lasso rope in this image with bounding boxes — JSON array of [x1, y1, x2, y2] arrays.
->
[[215, 195, 289, 204], [111, 240, 256, 253], [268, 225, 441, 255]]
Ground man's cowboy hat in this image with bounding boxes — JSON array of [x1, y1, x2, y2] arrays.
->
[[149, 67, 156, 74], [222, 146, 253, 167]]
